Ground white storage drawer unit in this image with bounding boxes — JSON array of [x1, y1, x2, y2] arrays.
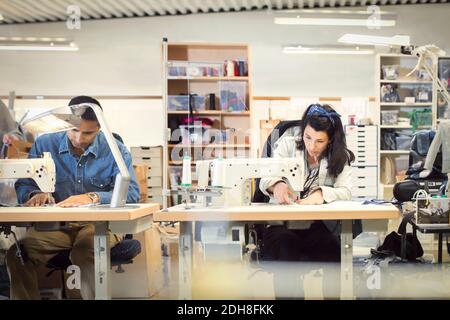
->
[[345, 125, 378, 200]]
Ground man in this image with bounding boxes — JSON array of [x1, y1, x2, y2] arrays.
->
[[6, 96, 140, 299]]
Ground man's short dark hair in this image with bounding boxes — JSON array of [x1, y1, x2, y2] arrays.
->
[[68, 96, 103, 122]]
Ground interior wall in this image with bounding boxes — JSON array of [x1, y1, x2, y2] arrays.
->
[[0, 3, 449, 147]]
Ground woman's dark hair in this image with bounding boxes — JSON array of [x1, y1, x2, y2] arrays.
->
[[296, 103, 354, 177]]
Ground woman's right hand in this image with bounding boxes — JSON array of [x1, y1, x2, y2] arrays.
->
[[270, 181, 297, 205]]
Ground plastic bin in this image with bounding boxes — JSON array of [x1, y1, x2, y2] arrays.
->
[[395, 134, 412, 150], [219, 81, 247, 112], [382, 65, 399, 80], [395, 155, 409, 175], [168, 95, 189, 111], [381, 110, 398, 125]]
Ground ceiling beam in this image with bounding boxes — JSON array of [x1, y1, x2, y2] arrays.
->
[[168, 0, 188, 14], [117, 0, 147, 16], [25, 0, 65, 20], [6, 0, 49, 22], [0, 3, 28, 23], [104, 0, 134, 17], [131, 0, 156, 16], [54, 0, 91, 19]]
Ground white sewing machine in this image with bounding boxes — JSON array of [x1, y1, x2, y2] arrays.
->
[[184, 157, 305, 261], [0, 152, 56, 194], [195, 157, 304, 207]]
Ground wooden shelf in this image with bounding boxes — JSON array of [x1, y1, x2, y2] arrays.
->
[[168, 144, 250, 148], [380, 125, 431, 129], [168, 76, 249, 81], [168, 111, 250, 116], [380, 80, 432, 84], [380, 150, 410, 155], [380, 102, 432, 107]]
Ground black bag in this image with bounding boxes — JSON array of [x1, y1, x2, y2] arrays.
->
[[376, 213, 424, 261]]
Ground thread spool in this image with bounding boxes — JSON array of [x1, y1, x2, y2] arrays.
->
[[181, 155, 192, 186], [196, 161, 210, 188], [226, 60, 235, 77]]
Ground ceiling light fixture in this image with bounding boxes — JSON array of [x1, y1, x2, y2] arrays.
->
[[338, 34, 410, 47], [282, 45, 374, 55], [274, 9, 396, 27], [0, 37, 78, 52]]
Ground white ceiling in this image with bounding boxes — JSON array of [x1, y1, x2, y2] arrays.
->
[[0, 0, 447, 24]]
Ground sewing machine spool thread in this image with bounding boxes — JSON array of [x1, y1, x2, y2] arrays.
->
[[181, 156, 192, 186], [211, 158, 225, 187]]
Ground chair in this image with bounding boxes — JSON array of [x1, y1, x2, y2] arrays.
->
[[251, 120, 362, 261]]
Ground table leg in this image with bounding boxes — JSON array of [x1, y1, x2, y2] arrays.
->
[[438, 232, 443, 264], [178, 221, 193, 300], [94, 222, 111, 300], [340, 220, 354, 300]]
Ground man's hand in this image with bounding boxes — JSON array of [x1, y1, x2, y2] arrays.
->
[[25, 193, 55, 207], [270, 181, 297, 205], [57, 194, 93, 208], [296, 189, 324, 205]]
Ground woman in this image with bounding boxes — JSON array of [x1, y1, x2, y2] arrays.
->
[[259, 103, 355, 299]]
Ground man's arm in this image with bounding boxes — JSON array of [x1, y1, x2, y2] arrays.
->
[[14, 141, 43, 204], [96, 147, 141, 205]]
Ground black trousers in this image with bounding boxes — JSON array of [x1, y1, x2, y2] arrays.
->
[[259, 221, 341, 299]]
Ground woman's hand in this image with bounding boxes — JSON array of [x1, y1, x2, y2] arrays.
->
[[269, 181, 297, 205], [296, 189, 324, 205]]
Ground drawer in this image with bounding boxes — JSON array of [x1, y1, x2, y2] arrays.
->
[[352, 166, 377, 178], [352, 186, 378, 197], [351, 176, 377, 187], [353, 148, 377, 157], [132, 157, 162, 168], [146, 195, 163, 204], [148, 166, 162, 176], [148, 187, 163, 196], [147, 176, 162, 187], [131, 146, 162, 158]]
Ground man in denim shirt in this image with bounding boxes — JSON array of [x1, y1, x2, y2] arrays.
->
[[6, 96, 140, 299]]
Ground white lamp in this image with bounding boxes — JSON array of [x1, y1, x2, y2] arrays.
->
[[21, 103, 130, 208], [338, 34, 410, 47]]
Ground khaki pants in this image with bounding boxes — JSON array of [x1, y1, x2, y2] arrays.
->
[[6, 223, 119, 300]]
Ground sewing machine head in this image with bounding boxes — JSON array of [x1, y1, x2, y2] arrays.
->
[[0, 152, 56, 193], [195, 158, 304, 206]]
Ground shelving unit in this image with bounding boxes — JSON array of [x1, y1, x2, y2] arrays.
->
[[376, 53, 437, 199], [162, 41, 252, 207], [437, 56, 450, 121]]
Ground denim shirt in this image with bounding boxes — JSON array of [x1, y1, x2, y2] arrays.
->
[[15, 131, 140, 205]]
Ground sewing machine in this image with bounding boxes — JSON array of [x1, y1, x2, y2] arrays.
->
[[178, 157, 304, 261], [195, 157, 304, 206], [0, 152, 56, 194]]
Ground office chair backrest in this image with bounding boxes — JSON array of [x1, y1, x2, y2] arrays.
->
[[407, 130, 446, 180], [253, 120, 302, 203]]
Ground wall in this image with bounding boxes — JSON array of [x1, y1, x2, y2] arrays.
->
[[0, 3, 449, 146]]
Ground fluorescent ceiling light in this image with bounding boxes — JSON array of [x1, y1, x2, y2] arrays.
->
[[0, 37, 78, 52], [274, 9, 396, 27], [283, 45, 374, 55], [275, 17, 395, 27], [338, 34, 410, 46]]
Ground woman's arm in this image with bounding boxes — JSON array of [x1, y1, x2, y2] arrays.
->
[[320, 164, 352, 202]]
